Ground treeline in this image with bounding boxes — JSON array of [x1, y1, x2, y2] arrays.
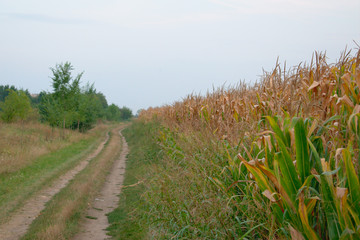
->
[[0, 62, 132, 131]]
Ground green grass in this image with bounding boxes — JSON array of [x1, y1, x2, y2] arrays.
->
[[107, 120, 162, 239], [0, 133, 103, 223]]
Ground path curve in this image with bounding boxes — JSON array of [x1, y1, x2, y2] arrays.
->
[[0, 132, 110, 240], [73, 129, 128, 240]]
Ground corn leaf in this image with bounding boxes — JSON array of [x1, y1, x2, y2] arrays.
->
[[266, 116, 288, 146], [299, 197, 320, 240], [306, 199, 317, 216], [295, 119, 310, 184], [241, 160, 275, 193], [275, 135, 301, 202], [320, 174, 341, 239], [257, 164, 295, 211], [343, 148, 360, 216], [307, 139, 323, 174]]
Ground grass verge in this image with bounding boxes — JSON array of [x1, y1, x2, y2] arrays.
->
[[0, 122, 92, 175], [107, 120, 162, 239], [21, 125, 123, 239]]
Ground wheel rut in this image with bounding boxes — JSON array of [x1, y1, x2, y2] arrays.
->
[[73, 130, 128, 240], [0, 132, 110, 240]]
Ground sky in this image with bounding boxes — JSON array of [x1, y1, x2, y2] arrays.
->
[[1, 0, 359, 113]]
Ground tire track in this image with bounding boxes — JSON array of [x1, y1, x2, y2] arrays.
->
[[73, 130, 128, 240], [0, 132, 110, 240]]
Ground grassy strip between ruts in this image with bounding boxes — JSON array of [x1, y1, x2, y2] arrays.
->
[[107, 120, 162, 239], [0, 125, 109, 224], [21, 125, 124, 240]]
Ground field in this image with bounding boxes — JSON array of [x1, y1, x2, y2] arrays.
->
[[114, 49, 360, 239], [0, 48, 359, 240]]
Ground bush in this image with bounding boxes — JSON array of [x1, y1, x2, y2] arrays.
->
[[0, 90, 33, 123]]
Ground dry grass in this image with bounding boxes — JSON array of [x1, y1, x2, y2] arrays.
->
[[0, 122, 108, 175], [37, 225, 66, 240]]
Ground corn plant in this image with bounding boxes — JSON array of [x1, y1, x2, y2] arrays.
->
[[137, 48, 360, 238], [240, 116, 360, 239]]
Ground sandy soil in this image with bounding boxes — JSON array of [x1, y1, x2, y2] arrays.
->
[[0, 133, 110, 240], [73, 130, 128, 240]]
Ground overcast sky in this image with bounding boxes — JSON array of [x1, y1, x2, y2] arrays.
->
[[1, 0, 359, 112]]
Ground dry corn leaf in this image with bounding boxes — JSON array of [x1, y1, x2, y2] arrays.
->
[[353, 105, 360, 114], [301, 80, 310, 89], [341, 73, 351, 83], [355, 70, 360, 88], [335, 148, 344, 161], [264, 135, 272, 150], [262, 190, 277, 202], [257, 130, 274, 136], [290, 226, 305, 240], [321, 158, 330, 172], [336, 95, 354, 108], [307, 119, 318, 137], [336, 187, 348, 199], [308, 81, 320, 91]]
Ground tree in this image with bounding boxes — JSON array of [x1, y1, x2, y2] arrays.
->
[[0, 90, 32, 123], [51, 62, 82, 101], [50, 62, 82, 129], [76, 83, 104, 131], [39, 93, 62, 127], [106, 104, 121, 121], [119, 106, 133, 120], [0, 85, 17, 102], [95, 92, 108, 111], [39, 62, 131, 131], [105, 105, 133, 121]]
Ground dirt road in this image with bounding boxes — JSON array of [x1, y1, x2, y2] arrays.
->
[[73, 130, 128, 240], [0, 133, 110, 240]]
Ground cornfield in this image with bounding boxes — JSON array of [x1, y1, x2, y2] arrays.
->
[[140, 48, 360, 239]]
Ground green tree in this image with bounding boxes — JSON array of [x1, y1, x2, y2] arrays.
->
[[0, 90, 32, 123], [105, 105, 133, 121], [40, 62, 129, 131], [0, 85, 17, 102], [119, 106, 133, 120], [50, 62, 82, 129], [76, 83, 103, 131], [95, 92, 108, 116], [106, 104, 122, 121], [39, 93, 62, 127]]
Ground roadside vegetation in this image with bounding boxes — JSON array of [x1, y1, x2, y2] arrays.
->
[[107, 120, 162, 239], [126, 48, 360, 239]]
